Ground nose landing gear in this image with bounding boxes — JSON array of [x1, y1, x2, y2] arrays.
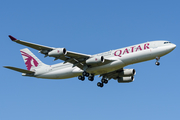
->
[[155, 57, 160, 66]]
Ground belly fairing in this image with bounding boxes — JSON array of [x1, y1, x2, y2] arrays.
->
[[86, 60, 125, 75]]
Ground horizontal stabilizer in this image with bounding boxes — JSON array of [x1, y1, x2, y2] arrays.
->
[[3, 66, 35, 73]]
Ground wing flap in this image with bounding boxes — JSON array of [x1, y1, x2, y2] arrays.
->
[[100, 68, 123, 80], [66, 51, 91, 60]]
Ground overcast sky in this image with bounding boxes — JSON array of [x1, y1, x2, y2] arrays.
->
[[1, 0, 180, 120]]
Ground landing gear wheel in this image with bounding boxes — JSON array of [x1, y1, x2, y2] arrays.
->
[[97, 82, 104, 87], [82, 71, 89, 77], [85, 73, 89, 77], [100, 83, 104, 87], [155, 62, 160, 66], [82, 76, 85, 80], [97, 82, 101, 87], [101, 78, 108, 84], [155, 57, 160, 66], [101, 78, 105, 83], [88, 76, 94, 81], [78, 75, 85, 81], [78, 75, 82, 80], [104, 80, 108, 84], [82, 71, 86, 76]]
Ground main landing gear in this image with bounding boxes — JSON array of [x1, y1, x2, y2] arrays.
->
[[78, 71, 108, 88], [78, 71, 94, 81], [155, 57, 160, 66], [97, 78, 108, 88]]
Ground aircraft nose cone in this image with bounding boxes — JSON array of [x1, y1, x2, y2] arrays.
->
[[165, 43, 176, 53], [173, 44, 176, 49], [172, 44, 176, 50]]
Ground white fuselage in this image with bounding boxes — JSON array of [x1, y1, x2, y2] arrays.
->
[[33, 41, 176, 79]]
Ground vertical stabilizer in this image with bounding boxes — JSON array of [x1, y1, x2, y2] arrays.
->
[[20, 48, 47, 71]]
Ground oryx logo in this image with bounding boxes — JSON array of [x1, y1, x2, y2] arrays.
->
[[20, 51, 39, 70]]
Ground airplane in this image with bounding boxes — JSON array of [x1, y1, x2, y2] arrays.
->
[[4, 35, 176, 87]]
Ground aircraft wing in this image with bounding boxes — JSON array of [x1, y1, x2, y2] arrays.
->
[[9, 35, 54, 51], [9, 35, 113, 69], [99, 68, 124, 80]]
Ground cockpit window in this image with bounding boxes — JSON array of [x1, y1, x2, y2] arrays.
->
[[164, 42, 171, 44]]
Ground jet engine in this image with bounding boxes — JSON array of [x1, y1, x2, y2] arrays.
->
[[86, 56, 104, 65], [118, 69, 136, 77], [48, 48, 67, 57], [117, 76, 134, 83]]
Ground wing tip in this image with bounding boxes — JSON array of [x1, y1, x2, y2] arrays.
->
[[8, 35, 17, 41]]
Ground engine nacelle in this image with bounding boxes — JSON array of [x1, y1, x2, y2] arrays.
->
[[40, 49, 50, 54], [86, 56, 104, 65], [48, 48, 67, 57], [117, 76, 134, 83], [118, 69, 136, 77]]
